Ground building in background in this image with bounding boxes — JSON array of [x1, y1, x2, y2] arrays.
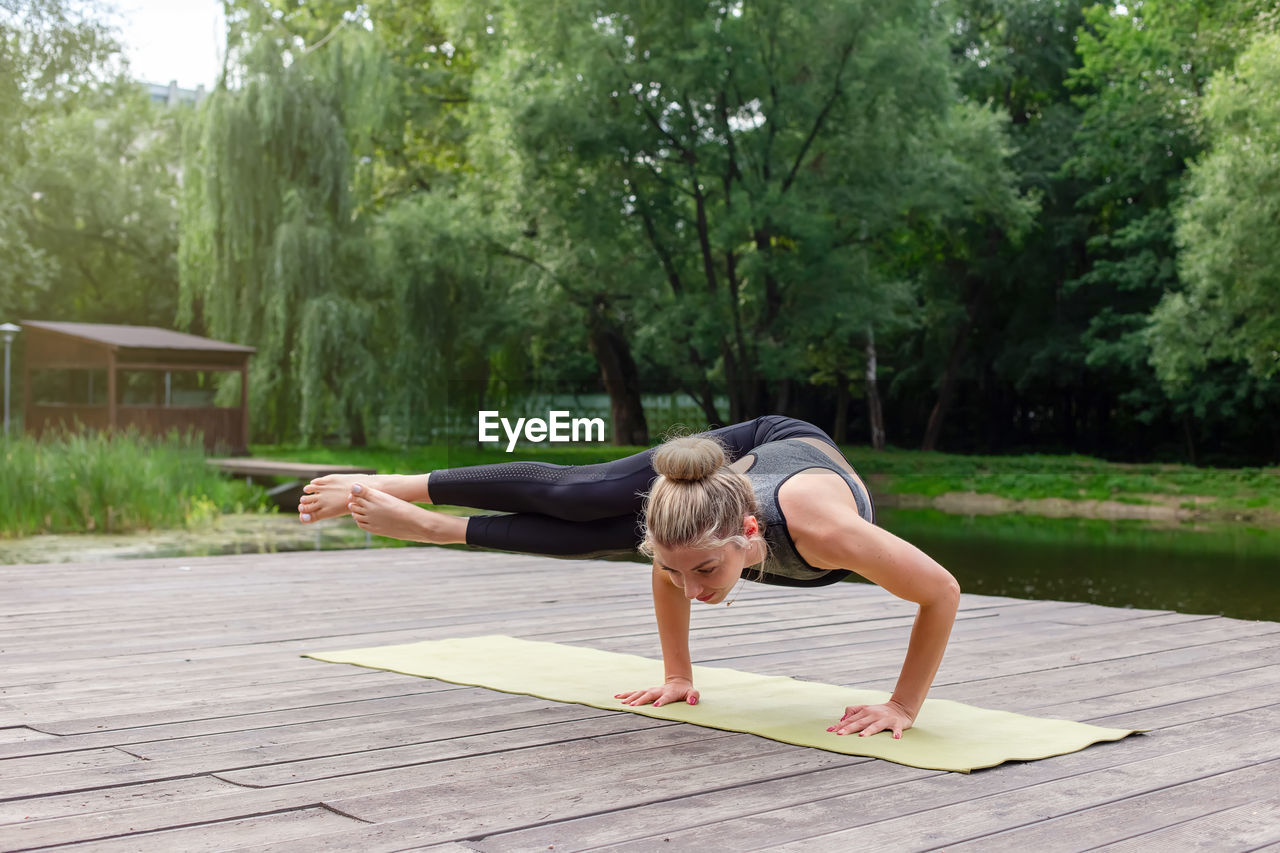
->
[[145, 80, 207, 107]]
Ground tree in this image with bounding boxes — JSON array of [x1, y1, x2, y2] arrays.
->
[[182, 1, 521, 445], [179, 4, 387, 443], [1062, 0, 1273, 459], [1150, 30, 1280, 383], [1, 0, 180, 327], [444, 0, 1031, 444], [911, 0, 1092, 453]]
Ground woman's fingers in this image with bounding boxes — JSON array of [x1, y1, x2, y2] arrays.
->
[[613, 685, 699, 708], [829, 703, 909, 739], [616, 687, 660, 706]]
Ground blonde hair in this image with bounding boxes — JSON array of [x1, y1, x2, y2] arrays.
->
[[639, 433, 768, 566]]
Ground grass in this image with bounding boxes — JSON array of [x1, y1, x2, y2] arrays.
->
[[839, 447, 1280, 513], [2, 429, 269, 538], [10, 432, 1276, 542], [254, 441, 1280, 516]]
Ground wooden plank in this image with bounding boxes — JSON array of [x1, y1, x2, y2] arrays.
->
[[739, 725, 1280, 851], [1033, 665, 1280, 727], [119, 697, 607, 762], [206, 459, 377, 478], [0, 727, 59, 746], [3, 547, 1278, 852], [7, 680, 463, 738], [39, 806, 366, 853], [3, 748, 146, 780], [213, 713, 677, 788], [501, 708, 1275, 853], [0, 689, 488, 760], [0, 704, 622, 800], [0, 776, 240, 825], [942, 761, 1280, 851], [939, 634, 1280, 712], [1101, 795, 1280, 852], [0, 725, 759, 849]]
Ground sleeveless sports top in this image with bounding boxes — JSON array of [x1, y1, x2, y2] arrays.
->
[[744, 439, 875, 587]]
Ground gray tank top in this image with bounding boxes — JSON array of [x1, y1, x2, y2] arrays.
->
[[743, 439, 874, 585]]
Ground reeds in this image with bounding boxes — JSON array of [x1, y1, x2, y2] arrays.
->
[[0, 429, 268, 538]]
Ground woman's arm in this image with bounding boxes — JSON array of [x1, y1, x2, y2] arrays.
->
[[613, 565, 700, 707], [788, 476, 961, 737]]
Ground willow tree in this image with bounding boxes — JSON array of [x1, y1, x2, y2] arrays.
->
[[181, 2, 523, 446], [179, 7, 389, 443]]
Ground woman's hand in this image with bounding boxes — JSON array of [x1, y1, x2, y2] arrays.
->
[[614, 677, 700, 708], [828, 699, 915, 739]]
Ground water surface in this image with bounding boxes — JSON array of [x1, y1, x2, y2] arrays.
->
[[875, 508, 1280, 621]]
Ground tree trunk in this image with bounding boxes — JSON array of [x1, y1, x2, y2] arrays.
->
[[865, 326, 885, 450], [682, 382, 721, 426], [833, 372, 850, 444], [348, 404, 368, 448], [922, 321, 969, 452], [586, 297, 649, 445], [1183, 415, 1197, 466], [775, 377, 792, 416], [922, 276, 988, 452]]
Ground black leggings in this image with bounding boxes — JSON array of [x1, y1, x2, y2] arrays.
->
[[428, 416, 841, 558]]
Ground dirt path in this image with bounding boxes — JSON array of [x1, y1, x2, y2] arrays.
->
[[0, 514, 375, 565], [876, 491, 1280, 527]]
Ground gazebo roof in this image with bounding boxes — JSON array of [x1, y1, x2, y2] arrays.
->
[[21, 321, 256, 353]]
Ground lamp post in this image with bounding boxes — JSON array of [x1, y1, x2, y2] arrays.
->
[[0, 323, 19, 438]]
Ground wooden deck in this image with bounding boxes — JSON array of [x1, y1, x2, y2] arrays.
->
[[2, 547, 1278, 851]]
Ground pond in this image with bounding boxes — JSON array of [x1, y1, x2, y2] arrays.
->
[[874, 508, 1280, 622]]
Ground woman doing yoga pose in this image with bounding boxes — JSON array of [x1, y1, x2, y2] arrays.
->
[[297, 416, 960, 740]]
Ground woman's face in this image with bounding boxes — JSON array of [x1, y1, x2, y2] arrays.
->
[[652, 517, 760, 605]]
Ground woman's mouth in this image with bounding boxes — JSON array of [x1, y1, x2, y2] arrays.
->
[[696, 592, 716, 602]]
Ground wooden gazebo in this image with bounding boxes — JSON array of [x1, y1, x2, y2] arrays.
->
[[21, 321, 255, 453]]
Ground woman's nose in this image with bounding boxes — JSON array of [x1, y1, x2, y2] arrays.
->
[[683, 580, 701, 600]]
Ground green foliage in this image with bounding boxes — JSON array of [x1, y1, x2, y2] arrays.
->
[[14, 0, 1280, 465], [1061, 0, 1275, 449], [841, 445, 1280, 511], [1152, 30, 1280, 382], [445, 0, 1033, 425], [0, 0, 181, 325], [0, 429, 268, 537], [181, 1, 524, 445], [179, 11, 380, 442]]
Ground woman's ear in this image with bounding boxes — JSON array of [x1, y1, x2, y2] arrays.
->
[[743, 515, 759, 537]]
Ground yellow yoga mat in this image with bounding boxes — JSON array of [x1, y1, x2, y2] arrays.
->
[[304, 635, 1140, 773]]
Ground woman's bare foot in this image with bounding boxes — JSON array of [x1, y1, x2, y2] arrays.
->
[[347, 483, 466, 544], [299, 473, 432, 524], [299, 474, 370, 523]]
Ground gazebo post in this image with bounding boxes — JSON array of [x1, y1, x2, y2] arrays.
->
[[106, 347, 117, 431], [240, 360, 250, 453], [22, 334, 31, 437]]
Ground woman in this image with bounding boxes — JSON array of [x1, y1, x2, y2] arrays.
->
[[298, 415, 960, 740]]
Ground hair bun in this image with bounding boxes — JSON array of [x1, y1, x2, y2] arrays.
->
[[653, 435, 726, 482]]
